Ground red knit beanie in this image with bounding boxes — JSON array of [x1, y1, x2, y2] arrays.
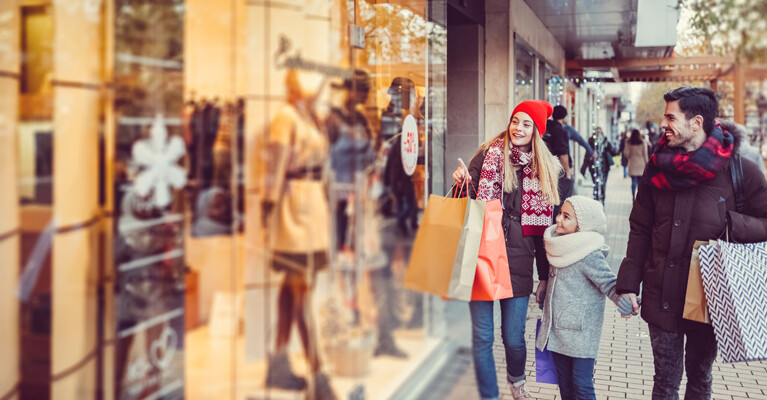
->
[[510, 100, 553, 136]]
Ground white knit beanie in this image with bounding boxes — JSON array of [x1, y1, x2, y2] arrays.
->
[[564, 195, 607, 233]]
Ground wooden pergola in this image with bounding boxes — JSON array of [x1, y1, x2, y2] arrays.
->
[[566, 55, 767, 124]]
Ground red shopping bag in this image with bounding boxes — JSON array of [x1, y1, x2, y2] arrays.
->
[[471, 199, 513, 300]]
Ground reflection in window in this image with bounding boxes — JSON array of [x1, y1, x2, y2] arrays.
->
[[514, 42, 534, 103]]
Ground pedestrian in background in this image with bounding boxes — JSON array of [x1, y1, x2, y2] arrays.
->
[[623, 128, 649, 197], [543, 105, 572, 219], [618, 130, 629, 178], [719, 120, 766, 176], [452, 100, 561, 400], [581, 127, 616, 202]]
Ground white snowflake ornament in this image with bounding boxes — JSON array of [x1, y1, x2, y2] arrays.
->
[[132, 114, 187, 208]]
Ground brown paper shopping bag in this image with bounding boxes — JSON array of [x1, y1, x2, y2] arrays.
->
[[403, 191, 483, 301], [683, 240, 715, 324]]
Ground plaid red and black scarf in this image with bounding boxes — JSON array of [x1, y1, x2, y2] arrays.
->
[[645, 122, 733, 190]]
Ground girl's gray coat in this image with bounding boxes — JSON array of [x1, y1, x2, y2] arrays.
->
[[535, 249, 622, 359]]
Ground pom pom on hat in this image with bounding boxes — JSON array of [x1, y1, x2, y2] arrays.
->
[[511, 100, 553, 136], [565, 195, 607, 233]]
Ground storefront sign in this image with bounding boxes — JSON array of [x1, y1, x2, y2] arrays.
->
[[400, 115, 418, 176]]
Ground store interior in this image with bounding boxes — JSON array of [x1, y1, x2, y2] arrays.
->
[[9, 0, 446, 399]]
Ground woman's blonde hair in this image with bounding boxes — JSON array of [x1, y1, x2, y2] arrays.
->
[[477, 120, 562, 205]]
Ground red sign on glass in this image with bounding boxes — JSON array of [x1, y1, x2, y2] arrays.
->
[[400, 115, 418, 176]]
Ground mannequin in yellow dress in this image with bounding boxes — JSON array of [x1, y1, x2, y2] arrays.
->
[[261, 69, 336, 400]]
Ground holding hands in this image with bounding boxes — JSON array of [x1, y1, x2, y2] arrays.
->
[[617, 293, 641, 317]]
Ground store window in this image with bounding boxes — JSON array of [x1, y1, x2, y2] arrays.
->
[[543, 63, 564, 106], [514, 41, 535, 103], [2, 1, 448, 400]]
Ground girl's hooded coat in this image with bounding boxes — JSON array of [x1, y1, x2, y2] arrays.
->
[[535, 225, 622, 359]]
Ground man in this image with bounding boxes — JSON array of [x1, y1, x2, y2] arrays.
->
[[543, 105, 572, 217], [545, 105, 596, 215], [646, 120, 661, 152], [563, 121, 595, 162], [562, 118, 597, 175], [617, 87, 767, 399]]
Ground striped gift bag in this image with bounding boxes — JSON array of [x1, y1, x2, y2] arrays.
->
[[699, 240, 767, 363]]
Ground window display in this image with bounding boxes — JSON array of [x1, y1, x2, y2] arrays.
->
[[3, 1, 448, 400]]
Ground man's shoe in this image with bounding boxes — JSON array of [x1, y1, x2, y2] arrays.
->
[[264, 353, 307, 391], [510, 382, 532, 399]]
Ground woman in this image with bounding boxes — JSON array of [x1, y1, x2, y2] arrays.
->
[[623, 128, 649, 197], [452, 100, 561, 400], [619, 130, 629, 178]]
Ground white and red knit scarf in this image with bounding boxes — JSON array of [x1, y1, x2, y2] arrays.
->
[[477, 139, 552, 236]]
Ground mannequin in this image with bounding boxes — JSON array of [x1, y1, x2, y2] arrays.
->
[[261, 69, 336, 400]]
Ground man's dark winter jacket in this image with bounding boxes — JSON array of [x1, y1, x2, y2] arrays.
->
[[543, 119, 569, 158], [616, 129, 767, 332]]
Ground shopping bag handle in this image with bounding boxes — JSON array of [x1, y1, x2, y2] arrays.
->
[[447, 175, 477, 198], [454, 158, 477, 198]]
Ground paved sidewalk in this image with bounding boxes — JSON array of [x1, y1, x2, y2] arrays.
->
[[435, 168, 767, 400]]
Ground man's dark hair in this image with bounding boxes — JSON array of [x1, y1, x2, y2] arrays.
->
[[663, 86, 719, 135]]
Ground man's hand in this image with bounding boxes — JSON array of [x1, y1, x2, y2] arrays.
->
[[558, 155, 571, 179], [619, 293, 640, 318], [535, 280, 548, 306]]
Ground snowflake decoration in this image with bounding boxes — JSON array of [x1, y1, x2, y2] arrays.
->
[[132, 114, 187, 208]]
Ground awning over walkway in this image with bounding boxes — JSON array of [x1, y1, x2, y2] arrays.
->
[[524, 0, 764, 123]]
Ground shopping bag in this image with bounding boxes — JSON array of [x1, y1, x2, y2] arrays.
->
[[699, 240, 767, 363], [471, 199, 513, 300], [450, 198, 485, 300], [535, 319, 558, 384], [403, 189, 483, 301], [683, 240, 715, 324]]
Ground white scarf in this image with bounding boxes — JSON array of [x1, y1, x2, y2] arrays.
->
[[543, 225, 608, 268]]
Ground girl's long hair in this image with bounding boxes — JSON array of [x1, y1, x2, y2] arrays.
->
[[629, 129, 643, 145], [476, 120, 562, 205]]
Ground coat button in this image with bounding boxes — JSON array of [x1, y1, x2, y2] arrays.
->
[[668, 261, 675, 268], [550, 273, 555, 277], [674, 220, 681, 227], [663, 302, 669, 310]]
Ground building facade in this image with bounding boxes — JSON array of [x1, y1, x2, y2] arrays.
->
[[0, 1, 617, 400]]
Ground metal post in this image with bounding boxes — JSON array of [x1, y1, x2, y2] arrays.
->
[[734, 63, 746, 125]]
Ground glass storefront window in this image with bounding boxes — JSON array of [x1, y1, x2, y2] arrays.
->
[[2, 1, 447, 400], [543, 64, 564, 105], [514, 41, 535, 103]]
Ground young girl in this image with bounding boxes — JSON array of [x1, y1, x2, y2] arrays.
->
[[536, 195, 634, 400], [452, 100, 562, 400]]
